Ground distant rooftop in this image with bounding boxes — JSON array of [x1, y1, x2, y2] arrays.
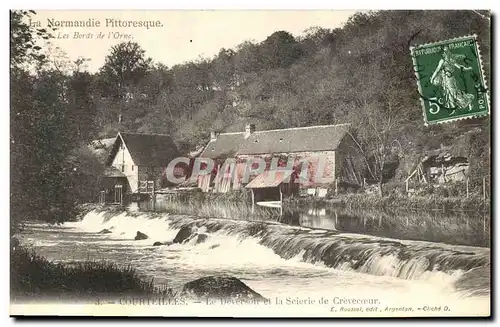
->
[[106, 132, 180, 167], [236, 123, 351, 155], [199, 132, 245, 159], [201, 123, 352, 158]]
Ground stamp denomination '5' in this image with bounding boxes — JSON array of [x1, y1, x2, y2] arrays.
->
[[410, 35, 490, 125]]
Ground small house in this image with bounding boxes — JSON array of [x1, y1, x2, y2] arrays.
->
[[199, 123, 365, 197], [405, 148, 470, 189], [100, 132, 180, 204]]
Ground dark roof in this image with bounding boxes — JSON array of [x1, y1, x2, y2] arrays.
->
[[423, 149, 468, 167], [199, 132, 245, 159], [89, 138, 116, 164], [236, 123, 351, 155], [106, 132, 180, 167], [103, 166, 126, 178]]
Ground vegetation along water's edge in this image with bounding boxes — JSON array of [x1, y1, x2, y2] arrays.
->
[[10, 244, 175, 303], [285, 193, 490, 212]]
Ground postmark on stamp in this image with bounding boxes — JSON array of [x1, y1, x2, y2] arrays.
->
[[410, 35, 490, 126]]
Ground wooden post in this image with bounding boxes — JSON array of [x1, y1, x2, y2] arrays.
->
[[115, 185, 123, 205], [279, 185, 283, 216], [466, 177, 469, 198], [151, 181, 156, 212], [483, 176, 486, 201], [363, 177, 366, 189], [214, 164, 221, 193], [335, 179, 338, 196], [251, 189, 255, 214], [484, 213, 487, 235], [419, 165, 427, 184]]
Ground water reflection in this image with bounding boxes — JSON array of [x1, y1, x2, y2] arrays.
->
[[279, 206, 490, 248]]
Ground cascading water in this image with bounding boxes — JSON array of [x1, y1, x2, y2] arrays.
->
[[18, 209, 490, 316], [153, 212, 490, 281]]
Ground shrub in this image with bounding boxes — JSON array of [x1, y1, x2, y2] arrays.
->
[[153, 190, 278, 221], [383, 181, 406, 196], [435, 185, 450, 197], [10, 246, 175, 301]]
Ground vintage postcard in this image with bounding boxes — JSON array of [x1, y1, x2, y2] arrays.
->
[[10, 10, 491, 318]]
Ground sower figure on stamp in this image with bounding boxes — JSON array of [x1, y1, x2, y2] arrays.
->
[[429, 46, 474, 112]]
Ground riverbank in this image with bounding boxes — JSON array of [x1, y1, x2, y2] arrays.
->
[[144, 189, 490, 217], [11, 241, 268, 304], [10, 244, 174, 302], [146, 190, 279, 221], [77, 189, 490, 248], [310, 206, 490, 247], [285, 193, 490, 212]]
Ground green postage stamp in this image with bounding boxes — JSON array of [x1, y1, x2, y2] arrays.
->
[[410, 35, 490, 125]]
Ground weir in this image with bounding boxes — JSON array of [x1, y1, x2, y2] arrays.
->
[[77, 209, 490, 282]]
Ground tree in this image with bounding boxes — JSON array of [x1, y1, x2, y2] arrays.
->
[[234, 41, 261, 74], [10, 10, 103, 229], [348, 100, 408, 196], [10, 10, 51, 70], [211, 48, 236, 92], [298, 27, 332, 57], [96, 42, 153, 127], [98, 42, 152, 99], [260, 31, 303, 69], [67, 71, 98, 141], [11, 70, 77, 225]]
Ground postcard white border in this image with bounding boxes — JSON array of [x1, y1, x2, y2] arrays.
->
[[2, 2, 497, 327]]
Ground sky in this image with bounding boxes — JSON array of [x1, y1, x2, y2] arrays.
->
[[32, 10, 358, 72]]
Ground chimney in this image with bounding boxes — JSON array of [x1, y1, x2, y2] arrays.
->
[[210, 131, 219, 141], [244, 124, 256, 139]]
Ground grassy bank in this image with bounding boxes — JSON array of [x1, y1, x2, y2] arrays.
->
[[151, 190, 280, 221], [11, 245, 174, 302], [150, 187, 489, 219], [314, 206, 490, 247], [149, 191, 489, 247], [287, 193, 490, 212]]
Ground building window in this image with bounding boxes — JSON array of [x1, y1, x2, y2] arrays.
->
[[121, 165, 125, 172], [132, 165, 134, 171]]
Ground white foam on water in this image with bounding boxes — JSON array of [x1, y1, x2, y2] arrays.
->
[[51, 209, 490, 313], [66, 210, 178, 242], [20, 237, 61, 247], [67, 210, 488, 281]]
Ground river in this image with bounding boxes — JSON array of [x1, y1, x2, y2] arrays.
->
[[15, 207, 490, 317]]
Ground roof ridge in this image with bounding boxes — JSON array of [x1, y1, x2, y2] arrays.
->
[[119, 131, 173, 138], [218, 132, 244, 135], [253, 123, 351, 134]]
